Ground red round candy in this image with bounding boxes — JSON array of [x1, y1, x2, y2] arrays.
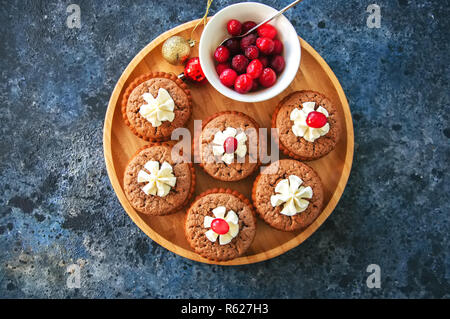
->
[[216, 62, 230, 75], [231, 54, 249, 74], [214, 46, 230, 63], [256, 37, 275, 55], [306, 111, 327, 128], [211, 218, 229, 235], [234, 74, 253, 93], [270, 55, 285, 73], [219, 69, 238, 87], [227, 19, 242, 36], [246, 59, 263, 79], [223, 136, 238, 153], [259, 67, 277, 87], [244, 45, 259, 60], [242, 21, 257, 34], [257, 24, 277, 39], [273, 39, 283, 55]]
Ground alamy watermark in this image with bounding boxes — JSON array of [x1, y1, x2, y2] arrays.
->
[[366, 4, 381, 28], [366, 264, 381, 288], [66, 4, 81, 29]]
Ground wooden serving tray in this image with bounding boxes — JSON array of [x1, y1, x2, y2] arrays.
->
[[103, 19, 354, 265]]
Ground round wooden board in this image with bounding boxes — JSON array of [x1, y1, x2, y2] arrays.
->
[[103, 19, 354, 265]]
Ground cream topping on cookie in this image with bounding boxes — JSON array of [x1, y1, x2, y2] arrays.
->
[[203, 206, 239, 245], [270, 175, 313, 216], [137, 161, 176, 197], [290, 101, 330, 142], [211, 127, 247, 165], [139, 88, 175, 127]]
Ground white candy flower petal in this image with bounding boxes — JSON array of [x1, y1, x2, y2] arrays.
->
[[302, 102, 316, 112], [235, 132, 247, 143], [225, 210, 238, 225], [316, 105, 329, 117], [212, 145, 224, 156], [219, 233, 233, 245], [223, 127, 237, 138], [212, 131, 226, 145], [222, 153, 234, 165], [138, 160, 176, 197], [228, 223, 239, 238], [235, 143, 247, 158], [137, 170, 151, 183], [204, 216, 214, 228], [205, 229, 218, 242], [212, 206, 226, 219]]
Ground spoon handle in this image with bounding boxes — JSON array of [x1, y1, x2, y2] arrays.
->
[[247, 0, 304, 34]]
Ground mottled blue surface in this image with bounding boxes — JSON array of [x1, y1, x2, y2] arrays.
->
[[0, 0, 449, 298]]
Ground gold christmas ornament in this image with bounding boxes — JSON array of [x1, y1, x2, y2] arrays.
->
[[161, 36, 193, 65]]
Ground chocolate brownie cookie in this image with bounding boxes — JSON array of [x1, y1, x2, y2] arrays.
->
[[185, 189, 256, 261], [122, 72, 192, 141], [252, 159, 324, 232], [196, 111, 260, 182], [272, 90, 341, 161], [123, 143, 195, 216]]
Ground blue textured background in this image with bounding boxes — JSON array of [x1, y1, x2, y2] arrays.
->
[[0, 0, 449, 298]]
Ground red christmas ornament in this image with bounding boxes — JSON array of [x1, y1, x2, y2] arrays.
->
[[179, 57, 206, 83]]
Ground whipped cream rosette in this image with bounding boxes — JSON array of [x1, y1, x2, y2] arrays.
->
[[137, 160, 176, 197], [270, 175, 313, 216], [139, 88, 175, 127]]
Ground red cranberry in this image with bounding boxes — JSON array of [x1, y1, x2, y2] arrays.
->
[[244, 45, 259, 60], [242, 21, 257, 34], [223, 136, 238, 153], [216, 62, 230, 75], [257, 24, 277, 39], [240, 33, 257, 50], [256, 37, 275, 55], [259, 55, 269, 68], [270, 55, 285, 73], [306, 111, 327, 128], [273, 39, 283, 55], [225, 38, 240, 55], [234, 74, 253, 93], [227, 19, 242, 36], [211, 218, 229, 235], [259, 68, 277, 87], [246, 59, 263, 79], [231, 54, 249, 74], [219, 69, 238, 87], [214, 46, 230, 63]]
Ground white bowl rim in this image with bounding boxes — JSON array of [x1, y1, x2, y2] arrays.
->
[[199, 1, 301, 103]]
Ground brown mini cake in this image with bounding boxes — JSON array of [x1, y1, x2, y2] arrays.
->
[[272, 90, 341, 161], [195, 111, 260, 182], [123, 142, 195, 216], [122, 72, 192, 141], [252, 159, 324, 232], [185, 188, 257, 261]]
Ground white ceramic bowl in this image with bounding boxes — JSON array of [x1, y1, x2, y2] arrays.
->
[[199, 2, 301, 103]]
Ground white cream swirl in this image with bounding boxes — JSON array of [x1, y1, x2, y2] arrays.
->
[[270, 175, 313, 216], [211, 127, 247, 165], [290, 101, 330, 142], [137, 161, 176, 197], [139, 88, 175, 127]]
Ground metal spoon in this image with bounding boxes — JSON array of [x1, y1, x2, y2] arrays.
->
[[219, 0, 304, 47]]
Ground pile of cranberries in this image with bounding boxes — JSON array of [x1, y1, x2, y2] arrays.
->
[[213, 19, 285, 94]]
